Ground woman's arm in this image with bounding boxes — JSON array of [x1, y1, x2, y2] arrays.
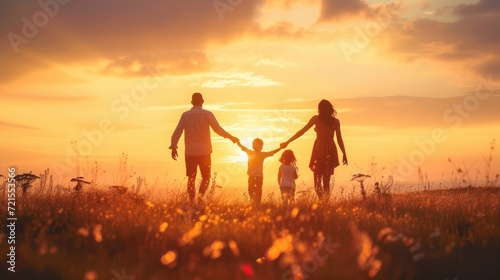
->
[[281, 116, 316, 148], [278, 168, 282, 185], [335, 119, 348, 165]]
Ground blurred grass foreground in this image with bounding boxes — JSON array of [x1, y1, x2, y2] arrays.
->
[[1, 185, 499, 280]]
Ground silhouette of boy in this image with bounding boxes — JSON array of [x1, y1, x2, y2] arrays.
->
[[237, 138, 281, 205]]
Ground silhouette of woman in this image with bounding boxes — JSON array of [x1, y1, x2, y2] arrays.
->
[[281, 100, 348, 199]]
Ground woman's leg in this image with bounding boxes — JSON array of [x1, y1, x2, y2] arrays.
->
[[322, 160, 334, 200], [322, 174, 331, 199], [314, 173, 325, 200], [314, 173, 324, 199]]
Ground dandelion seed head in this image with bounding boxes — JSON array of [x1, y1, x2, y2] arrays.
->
[[159, 222, 169, 233], [161, 250, 178, 267], [266, 246, 281, 261], [203, 240, 225, 259], [178, 222, 203, 246], [291, 207, 299, 219], [368, 259, 382, 278], [93, 224, 103, 242], [228, 240, 240, 256]]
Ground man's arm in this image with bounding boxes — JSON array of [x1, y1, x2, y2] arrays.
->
[[208, 111, 238, 143], [169, 114, 185, 160]]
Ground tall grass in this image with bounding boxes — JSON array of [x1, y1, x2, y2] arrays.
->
[[1, 184, 499, 280], [1, 143, 499, 279]]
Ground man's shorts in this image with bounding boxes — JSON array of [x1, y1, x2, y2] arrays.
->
[[185, 155, 211, 179]]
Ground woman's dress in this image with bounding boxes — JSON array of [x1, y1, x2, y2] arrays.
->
[[309, 118, 339, 175]]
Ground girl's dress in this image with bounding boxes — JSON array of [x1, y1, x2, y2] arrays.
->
[[309, 118, 339, 175]]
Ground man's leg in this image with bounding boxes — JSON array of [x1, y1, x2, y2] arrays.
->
[[185, 156, 197, 204], [187, 174, 196, 204], [198, 155, 211, 199]]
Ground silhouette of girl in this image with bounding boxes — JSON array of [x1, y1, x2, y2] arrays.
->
[[278, 149, 298, 207], [281, 100, 348, 199]]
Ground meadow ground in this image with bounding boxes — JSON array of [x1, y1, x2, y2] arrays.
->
[[1, 185, 499, 280]]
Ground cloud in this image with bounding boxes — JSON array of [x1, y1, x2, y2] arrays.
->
[[382, 0, 500, 77], [200, 71, 281, 88], [475, 59, 500, 77], [318, 0, 404, 22], [319, 0, 369, 20], [100, 51, 212, 77], [0, 120, 38, 130], [336, 95, 500, 128], [0, 93, 95, 103], [151, 95, 500, 129], [0, 0, 265, 82], [76, 122, 150, 132], [454, 0, 500, 17]]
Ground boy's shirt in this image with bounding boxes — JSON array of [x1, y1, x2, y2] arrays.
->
[[238, 145, 277, 177]]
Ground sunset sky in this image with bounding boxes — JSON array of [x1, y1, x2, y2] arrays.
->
[[1, 0, 499, 191]]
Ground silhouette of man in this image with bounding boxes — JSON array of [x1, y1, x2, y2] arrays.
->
[[169, 93, 238, 204]]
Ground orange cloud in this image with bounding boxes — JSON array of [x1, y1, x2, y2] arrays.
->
[[0, 0, 265, 81], [381, 0, 500, 77], [0, 120, 38, 130]]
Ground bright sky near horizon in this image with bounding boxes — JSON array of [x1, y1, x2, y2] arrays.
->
[[1, 0, 499, 191]]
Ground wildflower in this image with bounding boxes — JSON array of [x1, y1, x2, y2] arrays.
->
[[241, 263, 254, 277]]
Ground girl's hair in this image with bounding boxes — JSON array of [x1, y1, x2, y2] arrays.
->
[[318, 99, 337, 126], [279, 150, 297, 165]]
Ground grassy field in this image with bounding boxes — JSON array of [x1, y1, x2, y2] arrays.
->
[[1, 185, 499, 280]]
